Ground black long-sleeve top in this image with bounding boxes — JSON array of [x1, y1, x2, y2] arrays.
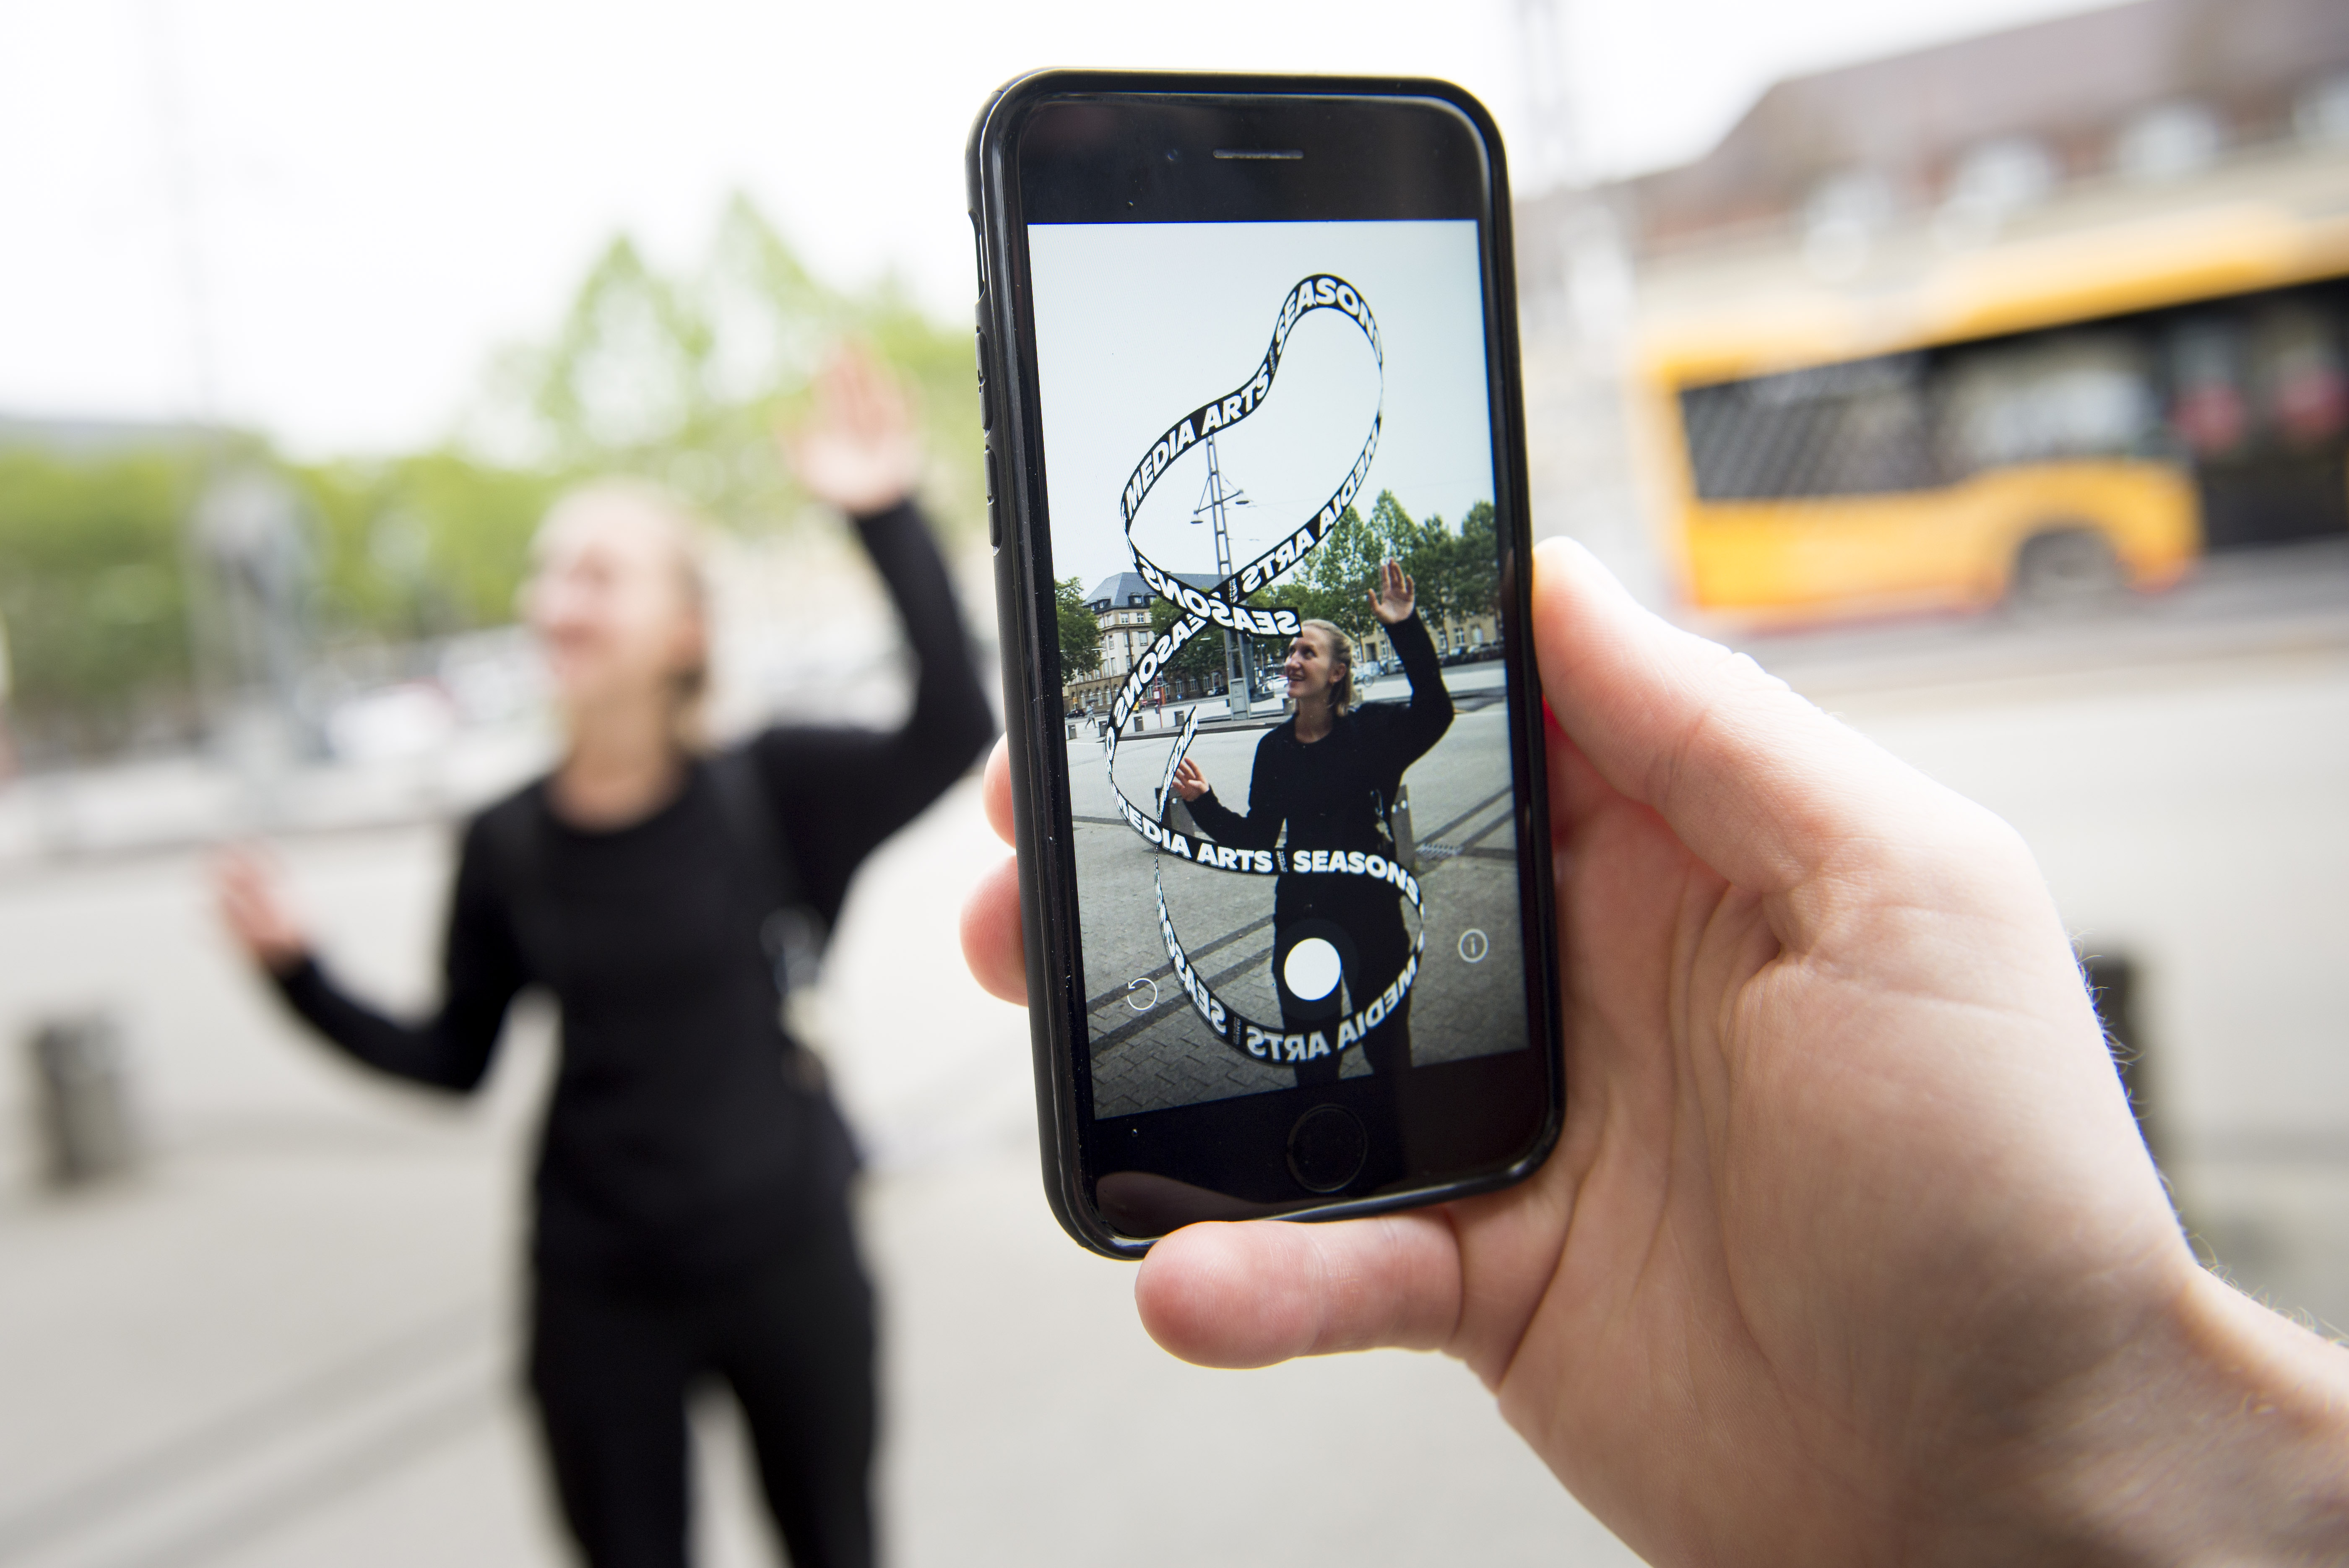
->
[[273, 500, 994, 1289], [1184, 612, 1452, 928]]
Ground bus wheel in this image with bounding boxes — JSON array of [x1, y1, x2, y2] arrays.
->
[[2009, 527, 2123, 611]]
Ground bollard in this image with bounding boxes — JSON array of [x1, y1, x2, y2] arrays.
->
[[28, 1014, 140, 1186], [2081, 950, 2162, 1171], [1385, 784, 1419, 873]]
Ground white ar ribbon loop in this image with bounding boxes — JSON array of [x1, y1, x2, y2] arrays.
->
[[1100, 276, 1423, 1065]]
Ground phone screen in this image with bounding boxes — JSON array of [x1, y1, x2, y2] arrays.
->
[[1025, 214, 1532, 1123]]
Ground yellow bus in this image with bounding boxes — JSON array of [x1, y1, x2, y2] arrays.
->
[[1634, 185, 2349, 621]]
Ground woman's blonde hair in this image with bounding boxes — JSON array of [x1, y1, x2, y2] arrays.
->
[[534, 478, 714, 750], [1297, 617, 1357, 716]]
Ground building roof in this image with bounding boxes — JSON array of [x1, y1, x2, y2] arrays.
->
[[1085, 571, 1220, 612], [1566, 0, 2349, 256]]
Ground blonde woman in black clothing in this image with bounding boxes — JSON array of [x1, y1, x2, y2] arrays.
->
[[1170, 559, 1452, 1086], [213, 351, 993, 1568]]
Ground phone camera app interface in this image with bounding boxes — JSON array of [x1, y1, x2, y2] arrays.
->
[[1030, 220, 1529, 1120]]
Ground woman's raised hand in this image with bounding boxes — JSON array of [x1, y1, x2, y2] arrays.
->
[[1169, 758, 1210, 803], [212, 845, 312, 977], [783, 344, 923, 518], [1367, 558, 1415, 625]]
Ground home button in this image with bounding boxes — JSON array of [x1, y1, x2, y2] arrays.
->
[[1286, 1105, 1367, 1194]]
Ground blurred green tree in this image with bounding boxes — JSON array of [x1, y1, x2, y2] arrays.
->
[[1453, 499, 1499, 616], [0, 194, 980, 762], [1369, 490, 1454, 621], [1146, 593, 1226, 688], [0, 446, 203, 755], [490, 194, 982, 540], [1244, 502, 1360, 673], [1245, 499, 1381, 642], [293, 453, 559, 640], [1240, 491, 1498, 668], [1055, 575, 1102, 684]]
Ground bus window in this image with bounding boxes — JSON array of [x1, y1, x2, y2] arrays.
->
[[1679, 354, 1937, 500], [2177, 293, 2349, 548], [1937, 331, 2162, 478], [1641, 218, 2349, 619], [2256, 304, 2348, 448], [2167, 317, 2250, 459]]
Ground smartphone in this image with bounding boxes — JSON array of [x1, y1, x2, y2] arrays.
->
[[969, 72, 1561, 1258]]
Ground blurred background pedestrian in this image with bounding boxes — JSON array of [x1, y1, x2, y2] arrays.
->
[[214, 348, 992, 1568]]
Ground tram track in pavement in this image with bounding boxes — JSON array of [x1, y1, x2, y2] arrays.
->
[[1083, 783, 1518, 1057]]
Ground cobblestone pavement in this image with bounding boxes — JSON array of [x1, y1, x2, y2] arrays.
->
[[1072, 671, 1533, 1119]]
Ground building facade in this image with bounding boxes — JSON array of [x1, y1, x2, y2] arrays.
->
[[1065, 571, 1228, 712], [1067, 570, 1502, 712]]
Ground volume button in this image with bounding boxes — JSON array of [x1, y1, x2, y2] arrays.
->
[[985, 444, 1002, 549], [974, 299, 992, 433]]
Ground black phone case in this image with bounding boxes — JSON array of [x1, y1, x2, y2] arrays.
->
[[968, 70, 1562, 1258]]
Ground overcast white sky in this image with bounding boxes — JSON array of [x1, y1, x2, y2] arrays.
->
[[0, 0, 2106, 457], [1032, 222, 1491, 595]]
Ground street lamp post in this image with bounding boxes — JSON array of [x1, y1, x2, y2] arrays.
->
[[1194, 432, 1255, 718]]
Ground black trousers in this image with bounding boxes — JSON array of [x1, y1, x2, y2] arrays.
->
[[528, 1207, 877, 1568], [1283, 897, 1413, 1088]]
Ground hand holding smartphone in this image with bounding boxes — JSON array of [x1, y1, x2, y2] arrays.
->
[[969, 73, 1562, 1256], [962, 79, 2331, 1558]]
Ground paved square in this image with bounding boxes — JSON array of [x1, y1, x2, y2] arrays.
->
[[1072, 671, 1534, 1119]]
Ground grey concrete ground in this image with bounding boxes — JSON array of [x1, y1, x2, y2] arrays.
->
[[0, 542, 2343, 1566], [1075, 665, 1528, 1118], [1753, 541, 2349, 1332], [0, 775, 1631, 1568]]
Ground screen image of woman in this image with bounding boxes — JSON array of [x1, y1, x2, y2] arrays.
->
[[1168, 560, 1452, 1087]]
